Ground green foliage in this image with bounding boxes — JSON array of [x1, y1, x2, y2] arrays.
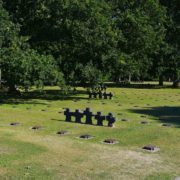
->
[[81, 62, 104, 86], [0, 1, 65, 91], [109, 0, 167, 80], [159, 0, 180, 86], [1, 48, 64, 91], [1, 0, 179, 87], [0, 86, 179, 179], [3, 0, 118, 83]]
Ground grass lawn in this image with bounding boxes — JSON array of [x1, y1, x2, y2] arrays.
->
[[0, 86, 180, 180]]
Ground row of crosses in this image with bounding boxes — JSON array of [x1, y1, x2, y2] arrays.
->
[[91, 84, 107, 92], [64, 108, 116, 127], [88, 92, 113, 99]]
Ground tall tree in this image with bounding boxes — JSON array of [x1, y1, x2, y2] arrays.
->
[[3, 0, 118, 84], [159, 0, 180, 87], [0, 1, 64, 92], [108, 0, 167, 82]]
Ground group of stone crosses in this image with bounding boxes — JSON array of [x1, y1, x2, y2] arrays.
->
[[64, 108, 116, 127], [88, 84, 114, 99]]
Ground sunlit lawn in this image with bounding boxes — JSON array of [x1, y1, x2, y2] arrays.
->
[[0, 85, 180, 180]]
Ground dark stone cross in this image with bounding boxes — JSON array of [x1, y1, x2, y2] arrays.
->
[[95, 112, 106, 126], [93, 92, 97, 98], [103, 92, 108, 99], [74, 109, 84, 123], [106, 113, 116, 127], [109, 92, 113, 99], [64, 108, 73, 122], [98, 91, 103, 99], [88, 92, 92, 99], [84, 108, 94, 125]]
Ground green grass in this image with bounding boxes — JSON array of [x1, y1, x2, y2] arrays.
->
[[0, 86, 180, 180]]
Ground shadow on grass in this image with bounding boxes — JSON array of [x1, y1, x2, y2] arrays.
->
[[130, 106, 180, 126], [50, 118, 109, 127], [104, 83, 174, 89], [0, 89, 88, 105]]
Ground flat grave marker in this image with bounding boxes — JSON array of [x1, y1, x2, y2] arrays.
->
[[140, 121, 149, 124], [57, 130, 69, 135], [142, 145, 160, 152], [10, 122, 21, 126], [32, 126, 43, 130], [104, 139, 118, 144], [79, 134, 94, 139], [162, 123, 172, 127]]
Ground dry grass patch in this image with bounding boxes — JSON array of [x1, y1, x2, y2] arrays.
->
[[0, 168, 8, 176], [13, 131, 177, 180], [0, 86, 179, 179], [0, 146, 16, 155]]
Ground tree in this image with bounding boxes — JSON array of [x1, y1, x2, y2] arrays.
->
[[159, 0, 180, 87], [0, 1, 64, 92], [108, 0, 167, 82], [3, 0, 118, 84], [81, 62, 104, 87], [3, 0, 178, 87], [1, 48, 64, 91]]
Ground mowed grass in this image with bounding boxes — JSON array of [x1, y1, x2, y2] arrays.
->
[[0, 86, 180, 180]]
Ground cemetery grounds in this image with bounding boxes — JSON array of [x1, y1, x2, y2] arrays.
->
[[0, 84, 180, 180]]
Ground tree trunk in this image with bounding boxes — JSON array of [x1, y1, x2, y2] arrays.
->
[[119, 76, 121, 83], [159, 75, 164, 86], [128, 74, 131, 82], [8, 83, 20, 95]]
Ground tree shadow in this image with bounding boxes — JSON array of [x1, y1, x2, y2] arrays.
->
[[129, 106, 180, 127], [50, 118, 109, 127], [0, 89, 88, 105], [104, 82, 173, 89], [23, 90, 88, 100]]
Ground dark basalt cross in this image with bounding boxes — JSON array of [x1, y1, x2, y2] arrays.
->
[[64, 108, 73, 122], [93, 92, 97, 98], [109, 92, 113, 99], [88, 92, 92, 99], [98, 91, 103, 99], [103, 92, 108, 99], [84, 108, 94, 125], [95, 112, 106, 126], [106, 113, 116, 127], [74, 109, 84, 123]]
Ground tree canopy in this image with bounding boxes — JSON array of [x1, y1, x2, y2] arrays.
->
[[0, 0, 64, 92], [1, 0, 179, 89]]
